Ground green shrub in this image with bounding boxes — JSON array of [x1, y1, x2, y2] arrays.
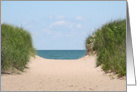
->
[[1, 23, 35, 72], [85, 19, 126, 76], [85, 34, 95, 55]]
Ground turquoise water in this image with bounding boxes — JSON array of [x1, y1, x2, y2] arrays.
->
[[36, 50, 86, 60]]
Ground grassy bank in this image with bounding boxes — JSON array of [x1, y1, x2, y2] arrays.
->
[[85, 19, 126, 76], [1, 23, 35, 72]]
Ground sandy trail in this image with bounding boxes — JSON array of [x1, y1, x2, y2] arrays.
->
[[1, 55, 126, 91]]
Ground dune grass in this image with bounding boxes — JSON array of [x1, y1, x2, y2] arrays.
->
[[85, 34, 95, 55], [85, 19, 126, 76], [1, 23, 35, 72]]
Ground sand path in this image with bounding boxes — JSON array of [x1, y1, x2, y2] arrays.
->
[[1, 55, 126, 91]]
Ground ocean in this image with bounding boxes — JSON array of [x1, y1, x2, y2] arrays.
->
[[36, 50, 86, 60]]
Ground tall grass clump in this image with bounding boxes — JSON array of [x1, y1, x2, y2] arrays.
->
[[85, 34, 95, 55], [1, 23, 35, 72], [85, 19, 126, 76]]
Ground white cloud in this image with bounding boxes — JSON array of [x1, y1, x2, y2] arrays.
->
[[76, 16, 86, 21], [50, 20, 66, 28], [22, 21, 28, 25], [49, 15, 65, 20], [49, 16, 53, 18], [56, 15, 65, 19], [49, 20, 73, 28], [42, 28, 63, 39], [42, 28, 52, 34], [21, 21, 32, 29], [25, 25, 32, 29], [33, 18, 39, 22], [76, 24, 82, 28]]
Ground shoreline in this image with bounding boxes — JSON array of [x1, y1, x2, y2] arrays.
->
[[1, 55, 126, 91]]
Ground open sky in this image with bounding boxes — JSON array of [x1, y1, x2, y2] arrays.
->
[[1, 1, 126, 50]]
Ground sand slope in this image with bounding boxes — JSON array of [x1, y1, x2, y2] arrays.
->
[[1, 55, 126, 91]]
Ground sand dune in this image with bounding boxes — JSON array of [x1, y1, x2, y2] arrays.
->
[[1, 55, 126, 91]]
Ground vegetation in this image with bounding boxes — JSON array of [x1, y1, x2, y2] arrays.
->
[[1, 23, 35, 72], [85, 19, 126, 76], [85, 34, 95, 55]]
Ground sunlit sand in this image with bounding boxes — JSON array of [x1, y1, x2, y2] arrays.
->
[[1, 55, 126, 91]]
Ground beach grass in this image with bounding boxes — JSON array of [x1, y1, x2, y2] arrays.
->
[[85, 19, 126, 76], [1, 23, 35, 72]]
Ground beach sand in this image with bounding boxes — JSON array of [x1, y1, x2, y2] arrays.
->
[[1, 55, 126, 91]]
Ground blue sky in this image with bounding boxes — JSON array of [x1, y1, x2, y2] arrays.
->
[[1, 1, 126, 50]]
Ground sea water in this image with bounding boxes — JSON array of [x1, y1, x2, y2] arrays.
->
[[36, 50, 86, 60]]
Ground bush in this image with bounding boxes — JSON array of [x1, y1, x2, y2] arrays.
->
[[85, 34, 95, 55], [85, 19, 126, 76], [1, 23, 35, 72]]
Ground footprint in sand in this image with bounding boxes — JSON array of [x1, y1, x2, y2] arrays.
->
[[57, 79, 60, 81], [69, 85, 74, 87], [89, 88, 94, 90], [83, 86, 86, 88]]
